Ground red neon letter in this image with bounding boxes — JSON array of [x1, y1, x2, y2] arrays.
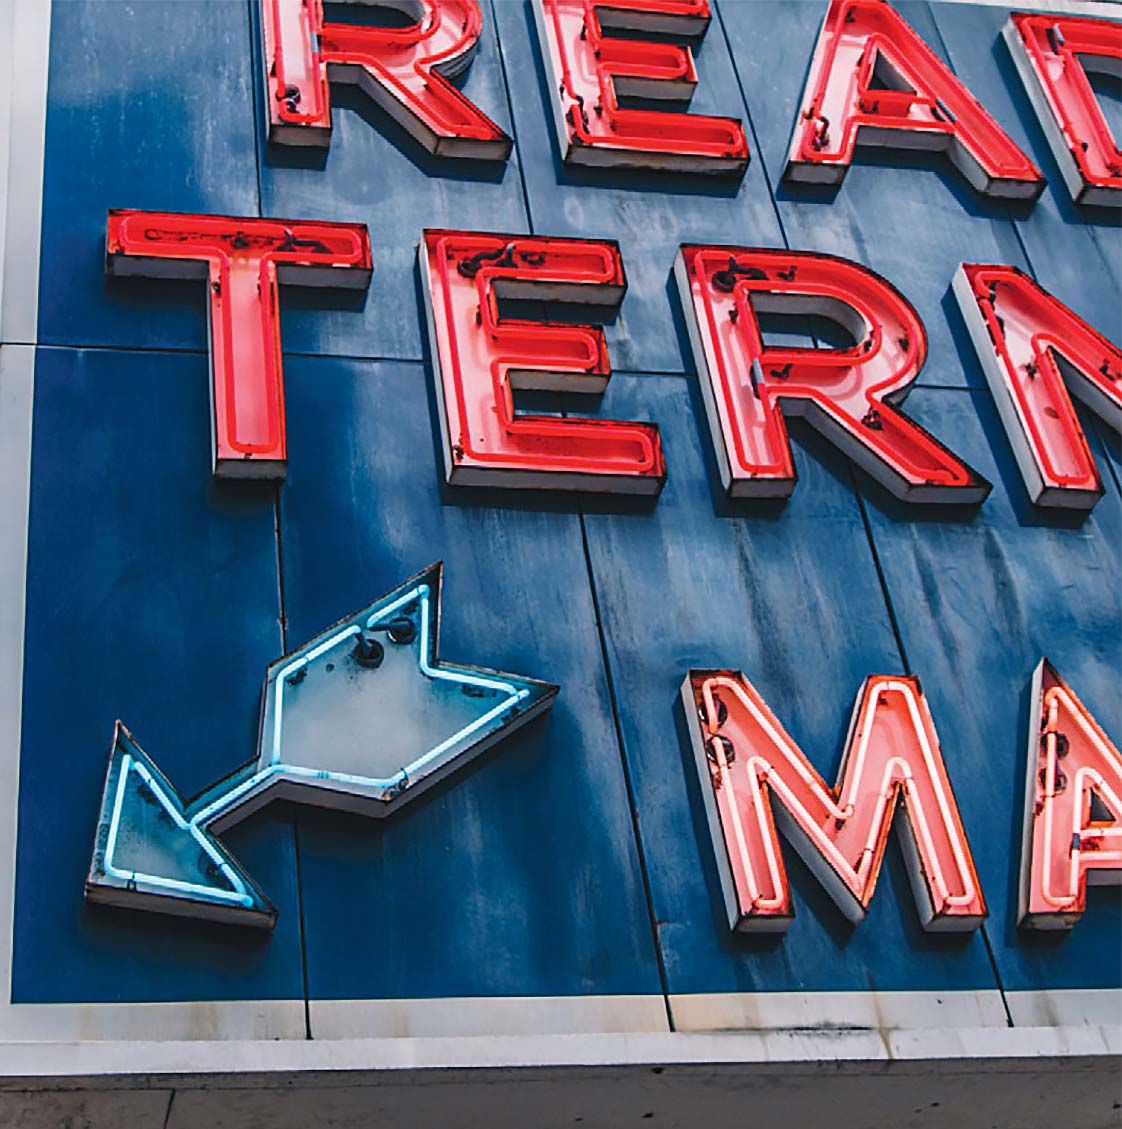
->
[[420, 229, 665, 493], [682, 670, 986, 932], [262, 0, 512, 159], [533, 0, 749, 174], [676, 244, 990, 503], [1020, 660, 1121, 930], [1005, 14, 1122, 207], [954, 263, 1121, 510], [785, 0, 1043, 199], [107, 210, 371, 479]]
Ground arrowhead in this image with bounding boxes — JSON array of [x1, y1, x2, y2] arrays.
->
[[208, 562, 559, 824], [86, 723, 275, 928]]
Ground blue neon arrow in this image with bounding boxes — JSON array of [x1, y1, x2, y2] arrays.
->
[[85, 563, 559, 927]]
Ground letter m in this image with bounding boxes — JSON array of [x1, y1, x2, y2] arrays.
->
[[682, 671, 986, 932]]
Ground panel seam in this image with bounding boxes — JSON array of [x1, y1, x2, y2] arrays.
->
[[851, 470, 913, 677], [491, 0, 672, 1024], [908, 3, 1020, 1026], [716, 0, 922, 698], [711, 0, 792, 250], [489, 0, 535, 231], [576, 511, 675, 1030], [251, 0, 312, 1038], [725, 0, 1014, 1027]]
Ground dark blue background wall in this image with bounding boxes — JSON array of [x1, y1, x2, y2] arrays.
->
[[14, 0, 1120, 1017]]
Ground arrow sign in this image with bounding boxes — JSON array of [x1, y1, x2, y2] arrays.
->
[[86, 564, 559, 927]]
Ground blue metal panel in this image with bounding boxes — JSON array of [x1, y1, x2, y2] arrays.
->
[[857, 385, 1122, 993], [37, 0, 260, 350], [254, 2, 530, 362], [13, 346, 303, 1002], [579, 371, 1000, 994], [717, 0, 1033, 389], [889, 16, 1122, 994], [18, 0, 1120, 1016], [491, 0, 786, 374], [277, 354, 663, 999]]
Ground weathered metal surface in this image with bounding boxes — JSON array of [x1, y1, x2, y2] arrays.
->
[[9, 0, 1120, 1039], [578, 370, 1002, 997], [277, 354, 663, 1007], [255, 0, 527, 362], [720, 0, 1036, 390], [491, 0, 786, 374], [14, 346, 304, 1002], [37, 0, 260, 350], [856, 384, 1122, 994]]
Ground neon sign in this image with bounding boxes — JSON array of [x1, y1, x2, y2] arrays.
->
[[681, 669, 986, 931], [676, 244, 990, 503], [106, 210, 372, 480], [73, 4, 1122, 947], [1020, 660, 1121, 930], [421, 228, 666, 493], [785, 0, 1044, 199], [106, 208, 1122, 511], [1005, 13, 1122, 207], [86, 564, 558, 926], [533, 0, 749, 173], [261, 0, 512, 160], [954, 263, 1121, 510]]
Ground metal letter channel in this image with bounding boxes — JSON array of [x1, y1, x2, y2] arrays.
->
[[532, 0, 749, 174], [421, 229, 666, 493], [784, 0, 1044, 200], [106, 210, 372, 481], [954, 263, 1122, 510], [1020, 660, 1121, 931], [676, 244, 990, 503], [1004, 13, 1122, 208], [681, 670, 986, 933], [262, 0, 512, 160], [85, 564, 559, 927]]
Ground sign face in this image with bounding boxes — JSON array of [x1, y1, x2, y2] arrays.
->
[[4, 0, 1120, 1052]]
